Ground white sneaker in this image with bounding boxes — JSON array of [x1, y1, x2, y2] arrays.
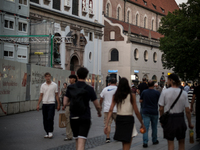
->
[[44, 135, 49, 138], [48, 132, 53, 139]]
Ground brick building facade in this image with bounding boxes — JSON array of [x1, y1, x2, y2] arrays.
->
[[102, 0, 179, 86]]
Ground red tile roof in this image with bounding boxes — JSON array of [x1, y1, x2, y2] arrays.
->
[[128, 0, 179, 15], [107, 17, 164, 39]]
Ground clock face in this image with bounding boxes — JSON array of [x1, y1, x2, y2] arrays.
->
[[73, 34, 78, 46]]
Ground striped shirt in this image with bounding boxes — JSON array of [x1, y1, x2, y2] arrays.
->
[[188, 89, 194, 103]]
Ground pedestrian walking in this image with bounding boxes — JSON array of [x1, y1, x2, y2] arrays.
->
[[154, 83, 162, 93], [140, 80, 160, 148], [62, 74, 77, 141], [191, 82, 200, 141], [137, 78, 148, 113], [37, 72, 60, 139], [64, 67, 101, 150], [0, 102, 6, 115], [159, 74, 193, 150], [184, 83, 190, 93], [100, 78, 118, 143], [188, 86, 196, 115], [104, 78, 145, 150], [60, 82, 67, 106]]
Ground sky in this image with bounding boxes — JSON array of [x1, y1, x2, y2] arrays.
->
[[175, 0, 188, 5]]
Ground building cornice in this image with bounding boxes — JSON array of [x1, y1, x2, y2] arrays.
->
[[30, 3, 104, 29]]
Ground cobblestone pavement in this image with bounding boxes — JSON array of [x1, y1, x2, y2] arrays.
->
[[48, 133, 115, 150], [0, 95, 199, 150]]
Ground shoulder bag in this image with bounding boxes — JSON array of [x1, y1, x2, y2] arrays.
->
[[159, 89, 183, 127]]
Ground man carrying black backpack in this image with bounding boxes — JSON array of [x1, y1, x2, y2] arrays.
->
[[63, 67, 101, 150]]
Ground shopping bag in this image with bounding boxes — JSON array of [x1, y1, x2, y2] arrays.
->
[[132, 124, 138, 137], [59, 113, 67, 128]]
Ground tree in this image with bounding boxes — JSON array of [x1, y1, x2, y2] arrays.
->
[[158, 0, 200, 81]]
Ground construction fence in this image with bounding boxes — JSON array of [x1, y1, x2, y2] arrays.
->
[[0, 59, 103, 116]]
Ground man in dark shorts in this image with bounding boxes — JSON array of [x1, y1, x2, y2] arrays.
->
[[63, 67, 101, 150], [191, 82, 200, 141], [140, 80, 160, 148]]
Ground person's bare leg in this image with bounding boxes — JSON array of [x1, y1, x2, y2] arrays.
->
[[168, 140, 174, 150], [122, 139, 132, 150], [107, 125, 111, 138], [76, 139, 78, 150], [77, 138, 86, 150], [178, 139, 185, 150]]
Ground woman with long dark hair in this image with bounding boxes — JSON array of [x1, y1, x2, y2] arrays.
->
[[104, 78, 145, 150]]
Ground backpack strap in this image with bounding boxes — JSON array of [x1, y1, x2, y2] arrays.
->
[[167, 89, 183, 113]]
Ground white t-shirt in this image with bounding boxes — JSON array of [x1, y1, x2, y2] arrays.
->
[[158, 87, 189, 114], [100, 85, 117, 112], [40, 82, 58, 104]]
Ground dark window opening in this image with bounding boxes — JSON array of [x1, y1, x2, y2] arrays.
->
[[4, 20, 9, 28], [144, 17, 146, 28], [161, 7, 165, 13], [53, 0, 60, 10], [4, 51, 8, 56], [143, 0, 147, 5], [30, 0, 39, 4], [127, 11, 130, 23], [152, 4, 156, 9], [89, 32, 93, 41], [110, 49, 119, 61], [136, 14, 138, 26], [106, 3, 110, 16], [72, 0, 79, 16]]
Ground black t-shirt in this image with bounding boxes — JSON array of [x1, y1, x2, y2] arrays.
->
[[66, 81, 97, 119], [138, 82, 148, 96], [194, 86, 200, 107]]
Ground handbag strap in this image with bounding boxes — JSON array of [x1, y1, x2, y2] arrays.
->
[[167, 89, 183, 112]]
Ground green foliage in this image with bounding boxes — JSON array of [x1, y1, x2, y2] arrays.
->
[[158, 0, 200, 81]]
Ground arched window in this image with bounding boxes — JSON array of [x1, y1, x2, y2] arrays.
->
[[144, 17, 147, 28], [152, 75, 157, 82], [106, 3, 110, 17], [153, 52, 157, 63], [136, 14, 139, 26], [127, 11, 130, 23], [110, 49, 119, 61], [161, 54, 166, 63], [110, 31, 115, 40], [89, 52, 92, 60], [152, 20, 154, 30], [117, 6, 121, 20], [134, 49, 139, 60], [117, 7, 120, 19], [144, 50, 148, 62]]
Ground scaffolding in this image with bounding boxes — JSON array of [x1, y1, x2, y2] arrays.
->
[[0, 35, 72, 67]]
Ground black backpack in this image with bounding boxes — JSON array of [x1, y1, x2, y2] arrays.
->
[[68, 84, 88, 116]]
